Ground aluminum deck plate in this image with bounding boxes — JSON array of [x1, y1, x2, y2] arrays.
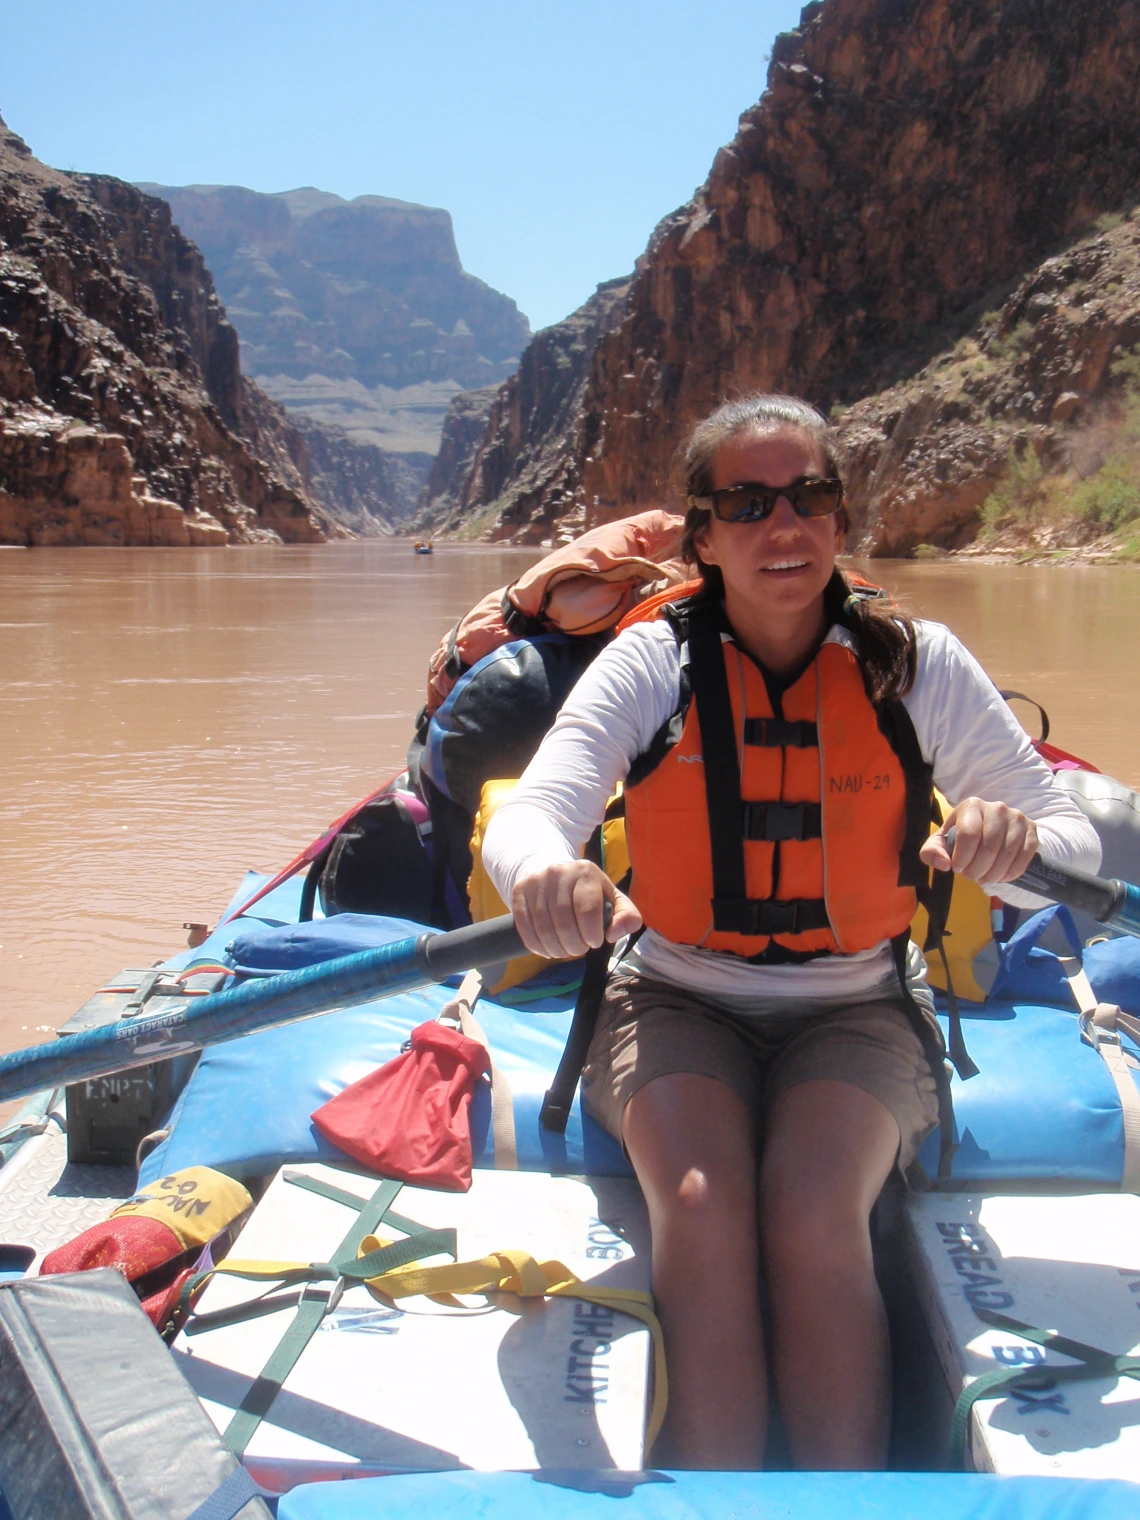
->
[[0, 1105, 134, 1270]]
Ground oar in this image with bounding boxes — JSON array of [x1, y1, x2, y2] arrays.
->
[[942, 827, 1140, 937], [0, 916, 527, 1107]]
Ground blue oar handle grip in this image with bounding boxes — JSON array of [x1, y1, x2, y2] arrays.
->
[[941, 824, 1138, 934]]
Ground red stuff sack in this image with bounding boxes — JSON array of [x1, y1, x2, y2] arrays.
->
[[40, 1166, 251, 1334], [312, 1018, 490, 1192]]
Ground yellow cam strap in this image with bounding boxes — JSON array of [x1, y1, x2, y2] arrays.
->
[[209, 1240, 669, 1447], [356, 1238, 667, 1447]]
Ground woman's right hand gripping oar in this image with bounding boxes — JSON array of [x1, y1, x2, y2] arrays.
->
[[510, 860, 642, 960]]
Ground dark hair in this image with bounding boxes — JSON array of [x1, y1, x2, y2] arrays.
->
[[673, 393, 916, 705]]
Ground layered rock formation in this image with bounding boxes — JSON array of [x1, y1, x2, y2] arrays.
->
[[141, 183, 531, 480], [427, 0, 1140, 553], [0, 118, 331, 545], [413, 386, 500, 534]]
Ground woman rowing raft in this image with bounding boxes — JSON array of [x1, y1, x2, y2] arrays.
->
[[482, 394, 1100, 1471]]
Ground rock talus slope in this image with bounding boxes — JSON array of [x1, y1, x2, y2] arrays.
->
[[430, 0, 1140, 552], [0, 119, 332, 546], [841, 211, 1140, 554]]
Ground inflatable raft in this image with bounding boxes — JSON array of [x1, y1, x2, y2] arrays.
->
[[0, 519, 1139, 1515], [0, 816, 1137, 1519]]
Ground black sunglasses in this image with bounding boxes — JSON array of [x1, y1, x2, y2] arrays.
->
[[696, 476, 845, 523]]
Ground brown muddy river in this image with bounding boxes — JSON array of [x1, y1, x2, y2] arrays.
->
[[1, 544, 1138, 1060]]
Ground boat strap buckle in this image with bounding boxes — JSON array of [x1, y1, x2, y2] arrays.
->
[[299, 1275, 345, 1315]]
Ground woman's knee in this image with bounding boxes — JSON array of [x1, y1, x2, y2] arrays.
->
[[758, 1080, 898, 1276], [760, 1172, 872, 1281], [622, 1073, 758, 1248]]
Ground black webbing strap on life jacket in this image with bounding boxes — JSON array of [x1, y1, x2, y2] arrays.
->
[[540, 809, 631, 1134], [685, 603, 830, 940], [877, 699, 978, 1086]]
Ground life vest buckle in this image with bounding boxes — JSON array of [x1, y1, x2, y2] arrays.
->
[[743, 717, 819, 748], [711, 897, 830, 937], [741, 801, 823, 842]]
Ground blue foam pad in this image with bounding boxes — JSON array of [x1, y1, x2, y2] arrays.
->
[[918, 998, 1140, 1186], [148, 890, 1139, 1191], [137, 980, 632, 1186], [277, 1469, 1140, 1520]]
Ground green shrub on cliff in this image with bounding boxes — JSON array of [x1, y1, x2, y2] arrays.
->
[[987, 321, 1035, 361], [980, 376, 1140, 549], [1071, 451, 1140, 529], [1069, 387, 1140, 530], [979, 448, 1047, 537]]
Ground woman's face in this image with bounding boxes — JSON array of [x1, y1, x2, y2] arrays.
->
[[694, 424, 844, 623]]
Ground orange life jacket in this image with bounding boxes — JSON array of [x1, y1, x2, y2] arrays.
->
[[622, 596, 932, 960]]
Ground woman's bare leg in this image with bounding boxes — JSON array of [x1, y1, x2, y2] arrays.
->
[[622, 1072, 766, 1468], [759, 1078, 900, 1470]]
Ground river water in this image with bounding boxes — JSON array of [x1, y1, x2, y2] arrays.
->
[[1, 545, 1138, 1060]]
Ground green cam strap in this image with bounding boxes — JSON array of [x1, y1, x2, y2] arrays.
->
[[184, 1172, 456, 1458], [282, 1170, 430, 1239], [949, 1305, 1140, 1468]]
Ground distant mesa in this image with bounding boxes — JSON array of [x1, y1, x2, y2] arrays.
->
[[136, 182, 531, 462]]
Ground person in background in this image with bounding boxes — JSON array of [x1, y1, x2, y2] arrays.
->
[[483, 394, 1100, 1470]]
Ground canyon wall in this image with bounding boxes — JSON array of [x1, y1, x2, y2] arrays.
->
[[416, 276, 630, 541], [144, 184, 529, 392], [0, 118, 331, 546], [427, 0, 1140, 553]]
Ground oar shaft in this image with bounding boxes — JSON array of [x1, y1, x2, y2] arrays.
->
[[0, 916, 526, 1107], [1011, 855, 1129, 927], [943, 826, 1140, 938]]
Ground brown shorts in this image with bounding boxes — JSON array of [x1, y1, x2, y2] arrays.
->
[[580, 968, 942, 1176]]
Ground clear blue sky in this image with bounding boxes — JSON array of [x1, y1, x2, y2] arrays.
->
[[0, 0, 804, 331]]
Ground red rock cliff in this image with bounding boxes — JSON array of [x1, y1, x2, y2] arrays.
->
[[0, 118, 331, 546], [433, 0, 1140, 550], [586, 0, 1140, 521]]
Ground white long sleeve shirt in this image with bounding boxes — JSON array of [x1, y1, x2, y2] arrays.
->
[[482, 618, 1102, 1003]]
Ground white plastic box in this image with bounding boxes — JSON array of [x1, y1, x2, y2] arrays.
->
[[173, 1164, 652, 1488], [906, 1192, 1140, 1477]]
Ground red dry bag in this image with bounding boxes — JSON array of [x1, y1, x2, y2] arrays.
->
[[311, 972, 516, 1191]]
